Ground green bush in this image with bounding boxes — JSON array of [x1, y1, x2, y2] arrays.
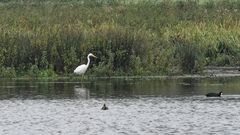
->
[[215, 54, 231, 66], [172, 37, 203, 73], [0, 67, 16, 78]]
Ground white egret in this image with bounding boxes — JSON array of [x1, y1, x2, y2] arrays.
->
[[74, 53, 97, 75]]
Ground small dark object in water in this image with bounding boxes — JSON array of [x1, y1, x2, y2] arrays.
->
[[206, 91, 222, 97], [101, 104, 108, 110]]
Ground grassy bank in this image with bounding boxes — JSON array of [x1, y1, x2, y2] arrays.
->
[[0, 0, 240, 77]]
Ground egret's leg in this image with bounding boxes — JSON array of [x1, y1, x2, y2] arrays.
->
[[81, 75, 84, 82]]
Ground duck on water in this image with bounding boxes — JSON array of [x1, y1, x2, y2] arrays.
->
[[206, 91, 223, 97], [101, 104, 108, 110]]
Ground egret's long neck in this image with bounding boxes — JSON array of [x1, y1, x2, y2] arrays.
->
[[86, 55, 90, 67]]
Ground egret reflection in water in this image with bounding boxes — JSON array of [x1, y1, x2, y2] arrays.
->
[[74, 85, 90, 99]]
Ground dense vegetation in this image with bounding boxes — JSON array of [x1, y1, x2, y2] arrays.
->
[[0, 0, 240, 77]]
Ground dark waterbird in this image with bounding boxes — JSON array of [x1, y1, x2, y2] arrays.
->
[[101, 104, 108, 110], [206, 91, 223, 97]]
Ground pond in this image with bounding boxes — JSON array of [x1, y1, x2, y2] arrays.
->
[[0, 77, 240, 134]]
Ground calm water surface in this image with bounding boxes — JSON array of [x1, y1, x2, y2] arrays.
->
[[0, 77, 240, 135]]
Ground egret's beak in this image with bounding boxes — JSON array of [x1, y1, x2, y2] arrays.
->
[[93, 55, 97, 58]]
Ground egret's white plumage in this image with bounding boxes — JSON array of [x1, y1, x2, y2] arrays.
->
[[74, 53, 97, 75]]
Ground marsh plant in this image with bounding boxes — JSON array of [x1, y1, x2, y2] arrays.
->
[[0, 0, 240, 77]]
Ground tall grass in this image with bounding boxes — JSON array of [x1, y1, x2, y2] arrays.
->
[[0, 0, 240, 77]]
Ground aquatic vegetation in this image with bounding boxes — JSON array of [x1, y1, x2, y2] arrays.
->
[[0, 0, 240, 77]]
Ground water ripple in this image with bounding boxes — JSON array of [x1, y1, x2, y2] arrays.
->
[[0, 96, 240, 135]]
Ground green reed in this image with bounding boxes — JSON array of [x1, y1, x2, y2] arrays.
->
[[0, 0, 240, 77]]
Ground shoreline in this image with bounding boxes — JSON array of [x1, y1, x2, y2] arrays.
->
[[1, 73, 240, 81]]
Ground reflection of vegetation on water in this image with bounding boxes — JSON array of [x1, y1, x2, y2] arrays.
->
[[1, 77, 240, 99], [0, 0, 240, 77]]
